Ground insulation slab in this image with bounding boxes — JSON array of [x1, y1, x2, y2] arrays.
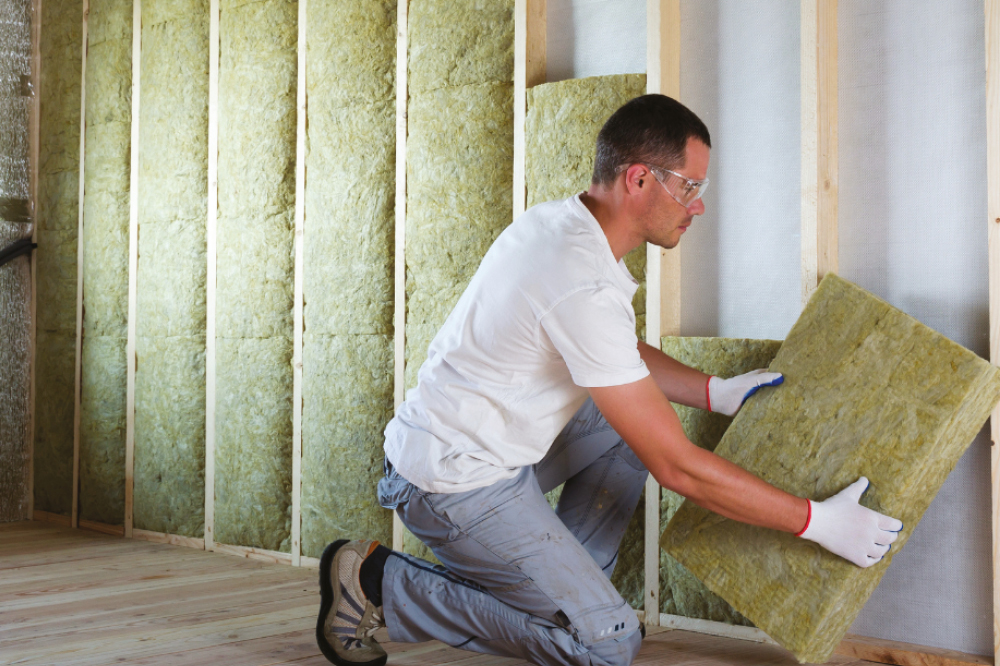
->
[[525, 73, 647, 340], [79, 0, 132, 525], [301, 334, 394, 557], [133, 0, 209, 537], [404, 80, 513, 389], [33, 0, 82, 515], [660, 275, 1000, 663], [658, 337, 781, 625], [213, 0, 296, 551], [300, 0, 395, 559], [523, 73, 648, 605]]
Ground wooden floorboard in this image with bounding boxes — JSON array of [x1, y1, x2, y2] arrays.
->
[[0, 522, 875, 666]]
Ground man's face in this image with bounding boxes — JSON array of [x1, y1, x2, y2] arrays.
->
[[640, 137, 710, 249]]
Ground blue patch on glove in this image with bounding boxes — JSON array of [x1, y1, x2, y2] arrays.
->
[[740, 375, 784, 404]]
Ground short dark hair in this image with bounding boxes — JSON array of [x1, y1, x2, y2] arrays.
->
[[592, 94, 711, 186]]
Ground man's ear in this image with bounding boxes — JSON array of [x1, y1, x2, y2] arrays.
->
[[624, 164, 647, 194]]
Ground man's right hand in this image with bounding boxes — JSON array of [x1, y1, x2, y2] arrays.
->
[[797, 477, 903, 568]]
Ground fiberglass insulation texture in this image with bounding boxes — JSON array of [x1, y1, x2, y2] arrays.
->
[[661, 275, 1000, 664], [658, 336, 781, 626], [79, 0, 132, 526], [404, 0, 514, 391], [133, 0, 209, 537], [523, 73, 647, 608], [525, 73, 647, 339], [214, 0, 296, 552], [300, 0, 396, 559], [34, 0, 82, 516]]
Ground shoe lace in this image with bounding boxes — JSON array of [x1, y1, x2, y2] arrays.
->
[[361, 607, 385, 639]]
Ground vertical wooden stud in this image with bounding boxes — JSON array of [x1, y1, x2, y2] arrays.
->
[[801, 0, 838, 305], [392, 0, 408, 552], [124, 0, 140, 539], [644, 0, 680, 627], [72, 0, 89, 530], [986, 0, 999, 659], [513, 0, 546, 219], [205, 0, 219, 552], [27, 0, 42, 520], [290, 0, 307, 568]]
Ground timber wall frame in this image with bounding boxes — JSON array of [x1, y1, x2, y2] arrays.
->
[[22, 0, 1000, 664]]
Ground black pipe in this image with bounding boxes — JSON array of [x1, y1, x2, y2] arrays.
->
[[0, 238, 37, 269]]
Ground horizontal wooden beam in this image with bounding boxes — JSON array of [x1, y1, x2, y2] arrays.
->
[[32, 511, 72, 527], [837, 634, 992, 666], [131, 529, 206, 550], [211, 543, 293, 566], [78, 519, 125, 537]]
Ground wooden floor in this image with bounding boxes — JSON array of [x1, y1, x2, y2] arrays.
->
[[0, 521, 874, 666]]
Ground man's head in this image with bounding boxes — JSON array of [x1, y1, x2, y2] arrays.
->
[[592, 94, 711, 187]]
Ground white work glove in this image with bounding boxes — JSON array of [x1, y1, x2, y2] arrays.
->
[[797, 477, 903, 568], [707, 369, 783, 416]]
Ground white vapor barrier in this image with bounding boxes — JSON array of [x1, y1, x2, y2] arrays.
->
[[677, 1, 802, 340], [839, 1, 991, 656], [545, 0, 644, 82]]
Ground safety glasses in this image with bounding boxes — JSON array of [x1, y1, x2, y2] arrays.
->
[[646, 165, 709, 208]]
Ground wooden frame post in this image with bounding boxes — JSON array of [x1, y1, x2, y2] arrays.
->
[[124, 0, 140, 540], [71, 0, 89, 530], [27, 0, 42, 521], [644, 0, 680, 628], [986, 0, 999, 661], [800, 0, 838, 305], [392, 0, 409, 552], [290, 0, 307, 568], [204, 0, 219, 552], [513, 0, 546, 219]]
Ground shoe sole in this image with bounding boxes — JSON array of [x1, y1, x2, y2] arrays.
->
[[316, 539, 387, 666]]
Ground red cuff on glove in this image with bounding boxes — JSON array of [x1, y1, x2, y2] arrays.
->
[[705, 376, 713, 413], [795, 500, 812, 537]]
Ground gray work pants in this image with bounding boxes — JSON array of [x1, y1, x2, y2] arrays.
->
[[376, 398, 648, 666]]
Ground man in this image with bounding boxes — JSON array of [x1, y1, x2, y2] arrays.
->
[[315, 95, 902, 666]]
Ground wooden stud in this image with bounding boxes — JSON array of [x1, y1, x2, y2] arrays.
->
[[987, 0, 999, 661], [512, 0, 546, 219], [211, 543, 294, 566], [32, 509, 73, 527], [27, 0, 42, 521], [800, 0, 838, 305], [78, 519, 125, 537], [644, 0, 680, 628], [204, 0, 219, 553], [290, 0, 307, 568], [72, 0, 89, 531], [837, 634, 992, 666], [124, 0, 140, 540], [391, 0, 408, 553]]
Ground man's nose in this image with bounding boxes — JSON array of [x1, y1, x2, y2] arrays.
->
[[688, 197, 706, 215]]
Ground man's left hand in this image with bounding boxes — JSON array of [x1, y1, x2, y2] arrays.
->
[[707, 369, 783, 416]]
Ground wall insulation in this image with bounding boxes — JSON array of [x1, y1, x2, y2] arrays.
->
[[299, 0, 396, 559], [662, 275, 1000, 664], [78, 0, 131, 526], [400, 0, 514, 559], [523, 72, 648, 608], [838, 1, 992, 656], [33, 0, 82, 516], [403, 0, 514, 391], [132, 0, 209, 537], [213, 0, 296, 552], [0, 0, 32, 523], [658, 336, 780, 625]]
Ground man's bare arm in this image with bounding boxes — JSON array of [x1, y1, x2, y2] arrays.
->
[[590, 374, 807, 533], [637, 340, 710, 410]]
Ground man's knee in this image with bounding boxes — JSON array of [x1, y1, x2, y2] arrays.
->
[[584, 626, 642, 666], [574, 604, 642, 666]]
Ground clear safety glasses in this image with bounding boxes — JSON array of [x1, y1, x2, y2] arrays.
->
[[647, 166, 709, 208]]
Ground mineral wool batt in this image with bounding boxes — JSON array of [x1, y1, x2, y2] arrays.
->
[[658, 337, 781, 625], [300, 0, 395, 559], [79, 0, 132, 525], [213, 0, 296, 552], [524, 73, 648, 606], [33, 0, 82, 516], [133, 0, 209, 537], [661, 275, 1000, 664], [403, 0, 513, 391], [525, 73, 648, 340]]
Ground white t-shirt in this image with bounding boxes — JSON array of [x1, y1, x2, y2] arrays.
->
[[384, 194, 649, 493]]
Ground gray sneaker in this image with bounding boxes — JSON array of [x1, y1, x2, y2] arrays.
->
[[316, 539, 387, 666]]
